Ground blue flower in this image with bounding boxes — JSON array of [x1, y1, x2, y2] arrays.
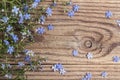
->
[[18, 15, 24, 24], [73, 4, 79, 12], [24, 55, 31, 62], [51, 1, 57, 6], [1, 17, 9, 23], [4, 40, 9, 45], [72, 49, 78, 56], [85, 73, 92, 79], [47, 24, 54, 30], [105, 10, 112, 18], [4, 74, 12, 79], [46, 7, 52, 16], [7, 46, 14, 54], [1, 64, 5, 69], [116, 20, 120, 27], [24, 13, 31, 20], [52, 63, 63, 71], [86, 52, 93, 59], [34, 0, 41, 3], [68, 10, 74, 17], [11, 34, 19, 43], [59, 68, 66, 75], [6, 25, 12, 32], [36, 27, 45, 34], [32, 2, 38, 8], [113, 56, 120, 62], [23, 5, 29, 12], [101, 71, 107, 78], [40, 15, 45, 24], [12, 6, 19, 15], [82, 73, 92, 80], [18, 62, 25, 67]]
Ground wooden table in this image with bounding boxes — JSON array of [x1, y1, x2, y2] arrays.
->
[[26, 0, 120, 80]]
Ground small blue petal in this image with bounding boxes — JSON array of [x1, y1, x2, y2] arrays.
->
[[6, 25, 12, 32], [4, 40, 9, 45], [24, 13, 31, 20], [24, 55, 31, 62], [47, 24, 54, 30], [18, 62, 25, 67], [73, 4, 79, 12], [34, 0, 41, 3], [12, 6, 19, 15], [55, 63, 63, 71], [85, 73, 92, 79], [11, 34, 19, 43], [68, 10, 74, 17], [40, 15, 45, 24], [46, 7, 52, 16], [101, 71, 107, 78], [7, 46, 14, 54], [32, 2, 38, 8], [72, 49, 78, 56], [36, 27, 45, 34], [113, 56, 120, 62], [105, 10, 112, 18], [1, 17, 9, 23]]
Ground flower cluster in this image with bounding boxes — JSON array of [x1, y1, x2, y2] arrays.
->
[[52, 63, 66, 75]]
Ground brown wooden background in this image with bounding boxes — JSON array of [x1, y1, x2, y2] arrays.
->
[[26, 0, 120, 80]]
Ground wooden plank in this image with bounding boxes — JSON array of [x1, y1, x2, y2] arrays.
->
[[0, 0, 119, 80]]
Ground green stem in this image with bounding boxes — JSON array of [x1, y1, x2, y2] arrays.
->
[[3, 0, 7, 16]]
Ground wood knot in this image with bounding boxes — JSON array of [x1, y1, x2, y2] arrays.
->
[[84, 40, 92, 48]]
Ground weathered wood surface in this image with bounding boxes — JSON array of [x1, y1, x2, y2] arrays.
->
[[26, 0, 120, 80]]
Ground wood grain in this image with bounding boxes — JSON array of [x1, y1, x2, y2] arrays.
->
[[21, 0, 120, 80]]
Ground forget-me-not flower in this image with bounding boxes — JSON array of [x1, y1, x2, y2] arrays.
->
[[32, 2, 38, 8], [1, 64, 5, 70], [105, 10, 112, 18], [86, 52, 93, 59], [4, 40, 9, 45], [85, 73, 92, 79], [47, 24, 54, 30], [101, 71, 107, 78], [73, 4, 79, 12], [68, 10, 74, 17], [19, 14, 24, 24], [7, 46, 14, 54], [40, 15, 45, 24], [6, 25, 12, 32], [24, 13, 31, 20], [82, 73, 92, 80], [46, 7, 52, 16], [24, 55, 31, 62], [113, 56, 120, 62], [52, 63, 63, 71], [18, 62, 25, 67], [1, 17, 9, 23], [23, 5, 29, 12], [36, 27, 45, 34], [34, 0, 41, 3], [12, 6, 19, 15], [11, 34, 19, 43], [59, 68, 66, 75], [4, 74, 12, 79]]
